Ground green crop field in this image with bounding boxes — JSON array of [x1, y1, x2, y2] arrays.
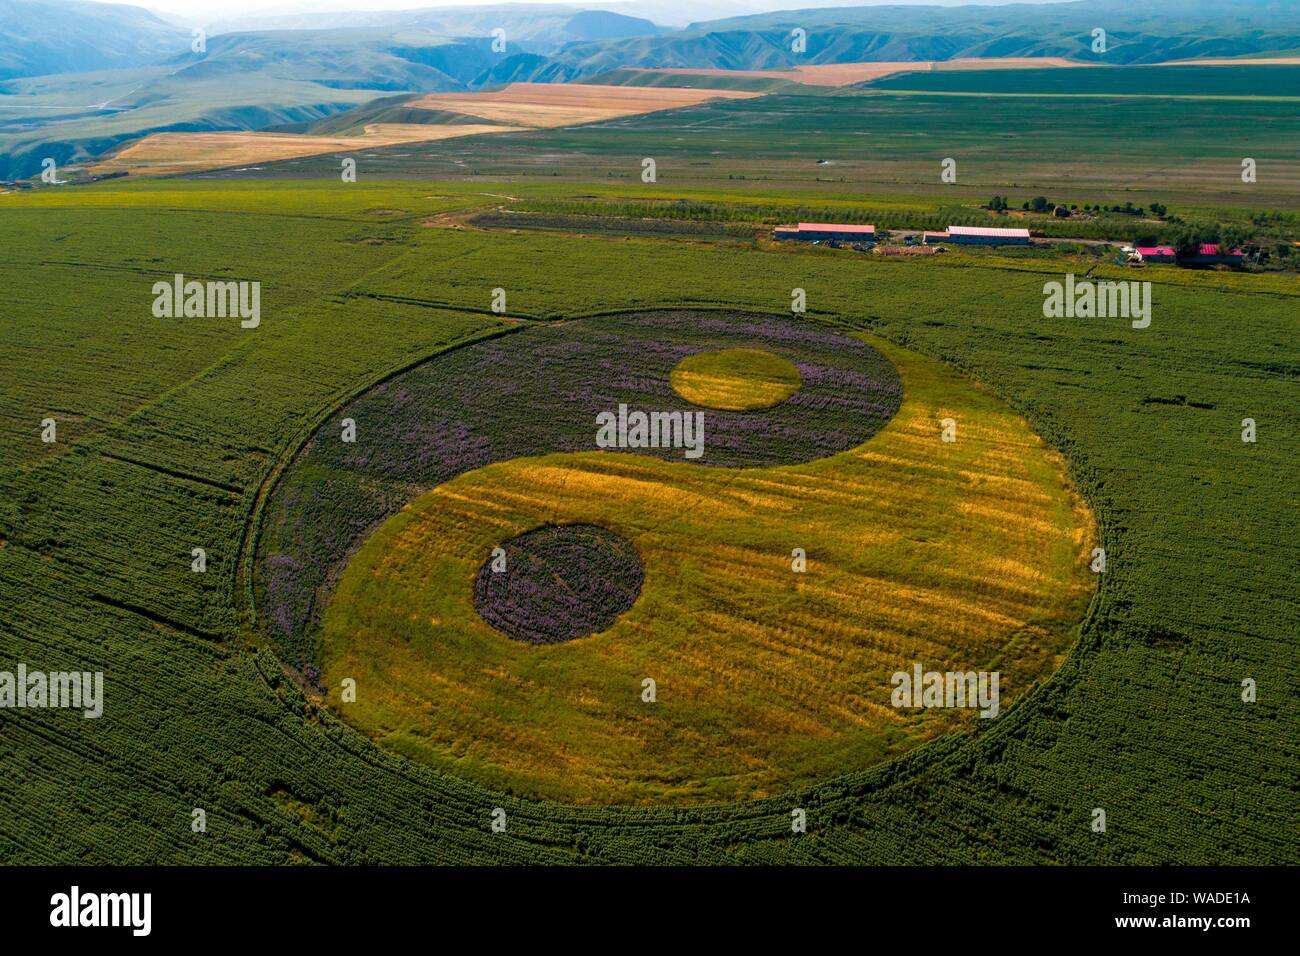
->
[[212, 83, 1300, 215], [865, 64, 1300, 98], [1, 177, 1295, 864]]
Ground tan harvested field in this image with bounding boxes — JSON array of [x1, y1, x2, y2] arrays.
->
[[636, 56, 1087, 86], [90, 123, 518, 176], [410, 83, 759, 127]]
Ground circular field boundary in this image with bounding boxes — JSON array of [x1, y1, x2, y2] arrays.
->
[[236, 305, 1105, 814]]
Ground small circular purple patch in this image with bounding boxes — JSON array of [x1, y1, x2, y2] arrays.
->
[[473, 524, 644, 644]]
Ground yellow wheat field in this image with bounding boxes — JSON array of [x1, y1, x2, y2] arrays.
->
[[90, 124, 520, 177]]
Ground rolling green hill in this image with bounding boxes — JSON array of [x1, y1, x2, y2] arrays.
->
[[0, 31, 498, 178], [481, 0, 1300, 84], [268, 93, 509, 135], [0, 69, 390, 179], [163, 30, 496, 92]]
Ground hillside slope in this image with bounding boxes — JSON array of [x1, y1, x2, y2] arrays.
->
[[0, 30, 501, 178], [481, 0, 1300, 83], [0, 0, 187, 80]]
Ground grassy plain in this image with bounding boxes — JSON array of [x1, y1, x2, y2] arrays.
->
[[0, 179, 1295, 862], [232, 87, 1300, 212], [866, 64, 1300, 97]]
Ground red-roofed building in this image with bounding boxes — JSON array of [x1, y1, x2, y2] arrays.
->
[[944, 225, 1031, 246], [1137, 244, 1243, 266], [774, 222, 876, 242], [1189, 243, 1245, 265]]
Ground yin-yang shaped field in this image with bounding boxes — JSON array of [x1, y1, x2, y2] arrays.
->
[[256, 310, 1095, 805]]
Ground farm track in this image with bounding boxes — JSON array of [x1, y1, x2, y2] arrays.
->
[[100, 451, 244, 495], [88, 592, 226, 642]]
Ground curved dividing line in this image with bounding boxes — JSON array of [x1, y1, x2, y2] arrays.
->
[[234, 304, 807, 631], [233, 322, 528, 630]]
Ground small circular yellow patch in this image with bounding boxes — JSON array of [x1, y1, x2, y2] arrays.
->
[[670, 348, 802, 411]]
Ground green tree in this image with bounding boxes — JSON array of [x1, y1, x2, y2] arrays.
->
[[1170, 226, 1208, 258], [1218, 225, 1251, 254]]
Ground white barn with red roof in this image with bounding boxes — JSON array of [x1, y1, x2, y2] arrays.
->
[[773, 222, 876, 242], [943, 225, 1032, 246]]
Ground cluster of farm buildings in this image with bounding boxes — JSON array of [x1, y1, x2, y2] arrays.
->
[[773, 222, 1246, 265], [1128, 244, 1244, 266]]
